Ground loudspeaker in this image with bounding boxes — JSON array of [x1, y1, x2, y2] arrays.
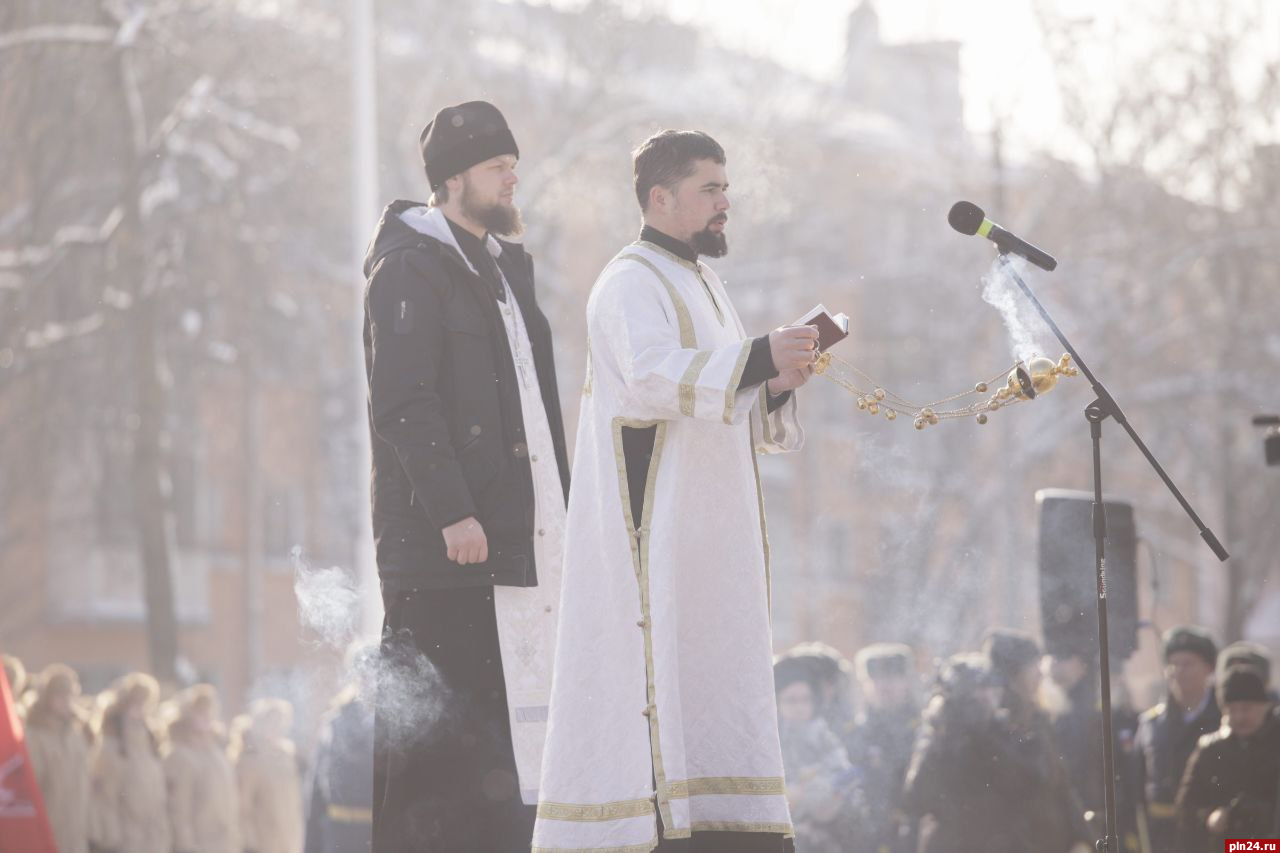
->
[[1036, 489, 1138, 663]]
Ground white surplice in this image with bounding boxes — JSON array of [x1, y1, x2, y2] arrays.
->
[[533, 240, 803, 852], [398, 205, 566, 806]]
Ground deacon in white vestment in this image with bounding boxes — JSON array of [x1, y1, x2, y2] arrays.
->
[[534, 131, 819, 853]]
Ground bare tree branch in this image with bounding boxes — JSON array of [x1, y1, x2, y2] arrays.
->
[[23, 312, 106, 350], [0, 24, 115, 51], [0, 206, 123, 270]]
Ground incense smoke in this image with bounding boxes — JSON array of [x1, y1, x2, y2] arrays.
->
[[980, 255, 1053, 364]]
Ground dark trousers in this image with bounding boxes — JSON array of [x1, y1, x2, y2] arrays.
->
[[373, 586, 534, 853]]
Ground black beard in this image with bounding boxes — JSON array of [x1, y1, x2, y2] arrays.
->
[[691, 226, 728, 258], [461, 183, 524, 237]]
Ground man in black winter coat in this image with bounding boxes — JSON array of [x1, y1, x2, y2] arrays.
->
[[845, 643, 919, 853], [1135, 626, 1222, 853], [305, 687, 375, 853], [363, 100, 570, 852], [904, 637, 1092, 853], [1175, 665, 1278, 852]]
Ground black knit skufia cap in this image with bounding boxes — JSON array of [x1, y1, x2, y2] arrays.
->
[[420, 100, 519, 191]]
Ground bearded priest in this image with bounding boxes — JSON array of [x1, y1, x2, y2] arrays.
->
[[534, 130, 818, 853]]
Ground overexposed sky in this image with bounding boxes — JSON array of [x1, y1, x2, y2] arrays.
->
[[639, 0, 1115, 157], [529, 0, 1280, 172]]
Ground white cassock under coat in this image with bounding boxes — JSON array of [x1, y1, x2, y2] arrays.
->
[[533, 239, 803, 852]]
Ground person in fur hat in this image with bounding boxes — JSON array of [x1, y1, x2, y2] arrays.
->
[[773, 656, 859, 852], [163, 684, 239, 853], [25, 663, 93, 853], [3, 653, 27, 712], [231, 699, 304, 853], [89, 672, 170, 853], [1174, 664, 1278, 852]]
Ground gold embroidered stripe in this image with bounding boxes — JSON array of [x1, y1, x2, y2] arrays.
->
[[609, 417, 675, 834], [756, 385, 770, 451], [635, 239, 698, 272], [694, 270, 725, 326], [617, 253, 696, 349], [666, 776, 787, 799], [722, 339, 753, 424], [689, 821, 794, 836], [326, 804, 372, 823], [748, 431, 772, 613], [537, 799, 655, 822], [532, 838, 659, 853], [765, 385, 788, 446], [678, 350, 713, 417]]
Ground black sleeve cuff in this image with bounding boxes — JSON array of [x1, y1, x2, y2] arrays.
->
[[737, 335, 779, 389], [766, 389, 791, 413]]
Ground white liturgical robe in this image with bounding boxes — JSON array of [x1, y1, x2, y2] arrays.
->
[[533, 239, 803, 852]]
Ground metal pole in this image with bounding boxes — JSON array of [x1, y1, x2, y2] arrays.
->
[[351, 0, 380, 637]]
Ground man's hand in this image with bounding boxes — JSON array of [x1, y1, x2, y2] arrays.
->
[[767, 324, 819, 395], [769, 324, 819, 372], [442, 516, 488, 565], [767, 365, 814, 395]]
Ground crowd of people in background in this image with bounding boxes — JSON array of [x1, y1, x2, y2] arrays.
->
[[773, 626, 1280, 853], [1, 652, 374, 853], [5, 622, 1277, 853]]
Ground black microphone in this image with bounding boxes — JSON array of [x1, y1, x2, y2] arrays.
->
[[948, 201, 1058, 272]]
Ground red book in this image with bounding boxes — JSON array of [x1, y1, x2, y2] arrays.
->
[[794, 304, 850, 352], [0, 664, 57, 853]]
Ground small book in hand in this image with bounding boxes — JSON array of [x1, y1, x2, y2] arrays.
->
[[794, 304, 849, 352]]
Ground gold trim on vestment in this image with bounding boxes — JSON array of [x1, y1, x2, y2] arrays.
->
[[666, 776, 787, 798], [326, 803, 372, 823], [633, 241, 723, 327], [751, 389, 773, 612], [756, 385, 770, 450], [537, 799, 656, 822], [756, 384, 788, 449], [617, 253, 695, 349], [584, 335, 594, 397], [694, 270, 725, 326], [722, 338, 753, 424], [610, 416, 675, 834], [678, 351, 713, 417], [690, 821, 795, 836], [634, 240, 698, 272], [532, 838, 659, 853]]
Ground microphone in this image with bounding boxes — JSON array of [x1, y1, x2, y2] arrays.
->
[[948, 201, 1058, 272]]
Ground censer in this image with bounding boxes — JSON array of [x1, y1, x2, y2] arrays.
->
[[813, 350, 1078, 429]]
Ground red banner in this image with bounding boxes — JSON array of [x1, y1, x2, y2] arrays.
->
[[0, 664, 57, 853]]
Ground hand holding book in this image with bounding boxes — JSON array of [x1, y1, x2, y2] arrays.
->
[[793, 304, 850, 352]]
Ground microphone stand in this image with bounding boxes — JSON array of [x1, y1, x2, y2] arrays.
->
[[994, 253, 1229, 853]]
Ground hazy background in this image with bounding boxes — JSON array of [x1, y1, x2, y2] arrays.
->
[[3, 0, 1278, 728]]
